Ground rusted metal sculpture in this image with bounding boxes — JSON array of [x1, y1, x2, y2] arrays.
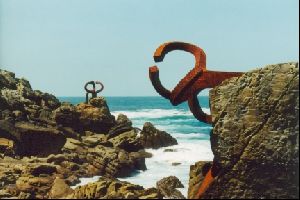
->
[[149, 41, 243, 124], [148, 41, 244, 198], [84, 81, 104, 103]]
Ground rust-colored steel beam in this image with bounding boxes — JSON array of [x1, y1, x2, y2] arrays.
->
[[149, 41, 243, 124]]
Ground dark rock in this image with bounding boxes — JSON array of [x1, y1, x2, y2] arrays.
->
[[108, 130, 143, 152], [156, 176, 185, 199], [164, 148, 177, 152], [0, 120, 66, 156], [29, 164, 57, 176], [116, 113, 132, 127], [54, 103, 80, 129], [172, 162, 181, 166], [0, 138, 16, 156], [139, 122, 178, 149]]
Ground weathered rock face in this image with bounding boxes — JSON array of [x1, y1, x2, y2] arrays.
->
[[68, 177, 163, 199], [189, 62, 299, 199], [1, 69, 152, 198], [76, 97, 116, 133], [0, 70, 60, 121], [54, 97, 116, 134], [188, 161, 212, 199], [139, 122, 178, 149], [156, 176, 185, 199], [0, 69, 65, 156]]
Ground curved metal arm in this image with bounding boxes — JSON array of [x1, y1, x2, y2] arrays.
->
[[84, 80, 104, 103], [148, 41, 243, 124]]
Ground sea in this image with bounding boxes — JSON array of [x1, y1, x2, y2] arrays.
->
[[58, 96, 214, 197]]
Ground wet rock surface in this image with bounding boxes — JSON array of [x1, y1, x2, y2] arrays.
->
[[188, 62, 299, 199]]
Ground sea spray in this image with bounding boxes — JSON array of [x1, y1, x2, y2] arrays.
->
[[62, 96, 213, 197]]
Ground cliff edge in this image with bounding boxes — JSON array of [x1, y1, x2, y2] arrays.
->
[[188, 62, 299, 199]]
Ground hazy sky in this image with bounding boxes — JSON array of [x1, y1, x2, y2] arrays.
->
[[0, 0, 299, 96]]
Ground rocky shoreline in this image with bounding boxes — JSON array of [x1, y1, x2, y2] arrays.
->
[[0, 69, 183, 198], [1, 62, 299, 199]]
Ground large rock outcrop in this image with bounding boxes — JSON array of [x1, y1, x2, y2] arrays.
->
[[54, 97, 116, 133], [156, 176, 185, 199], [0, 69, 151, 198], [0, 69, 65, 156], [188, 62, 299, 199], [139, 122, 178, 149], [68, 177, 162, 199]]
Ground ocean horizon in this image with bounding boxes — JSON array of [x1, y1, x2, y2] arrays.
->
[[58, 96, 214, 197]]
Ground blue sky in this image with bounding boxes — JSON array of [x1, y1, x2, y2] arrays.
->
[[0, 0, 298, 96]]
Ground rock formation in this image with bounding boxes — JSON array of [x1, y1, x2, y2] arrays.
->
[[68, 177, 162, 199], [0, 69, 178, 198], [156, 176, 185, 199], [188, 62, 299, 199], [140, 122, 178, 149]]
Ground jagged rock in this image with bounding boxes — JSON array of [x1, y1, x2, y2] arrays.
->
[[29, 164, 57, 176], [188, 161, 213, 199], [0, 69, 152, 198], [82, 134, 111, 147], [0, 69, 61, 121], [62, 138, 84, 152], [86, 145, 145, 177], [68, 177, 162, 199], [76, 97, 116, 133], [156, 176, 185, 199], [190, 62, 299, 199], [49, 177, 73, 199], [54, 103, 80, 128], [16, 176, 55, 198], [0, 70, 18, 90], [0, 120, 66, 156], [108, 129, 143, 152], [108, 114, 133, 139], [0, 138, 15, 156], [139, 122, 178, 149], [116, 113, 132, 127]]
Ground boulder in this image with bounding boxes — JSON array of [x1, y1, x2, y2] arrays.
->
[[54, 103, 80, 128], [68, 177, 162, 199], [49, 177, 73, 199], [191, 62, 299, 199], [108, 114, 133, 139], [156, 176, 185, 199], [0, 69, 61, 122], [108, 129, 143, 152], [76, 97, 116, 133], [139, 122, 178, 149], [0, 120, 66, 156]]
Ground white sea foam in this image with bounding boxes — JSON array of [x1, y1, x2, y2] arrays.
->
[[119, 140, 214, 197], [111, 108, 211, 119], [173, 132, 209, 140], [72, 141, 213, 197], [73, 107, 213, 197]]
